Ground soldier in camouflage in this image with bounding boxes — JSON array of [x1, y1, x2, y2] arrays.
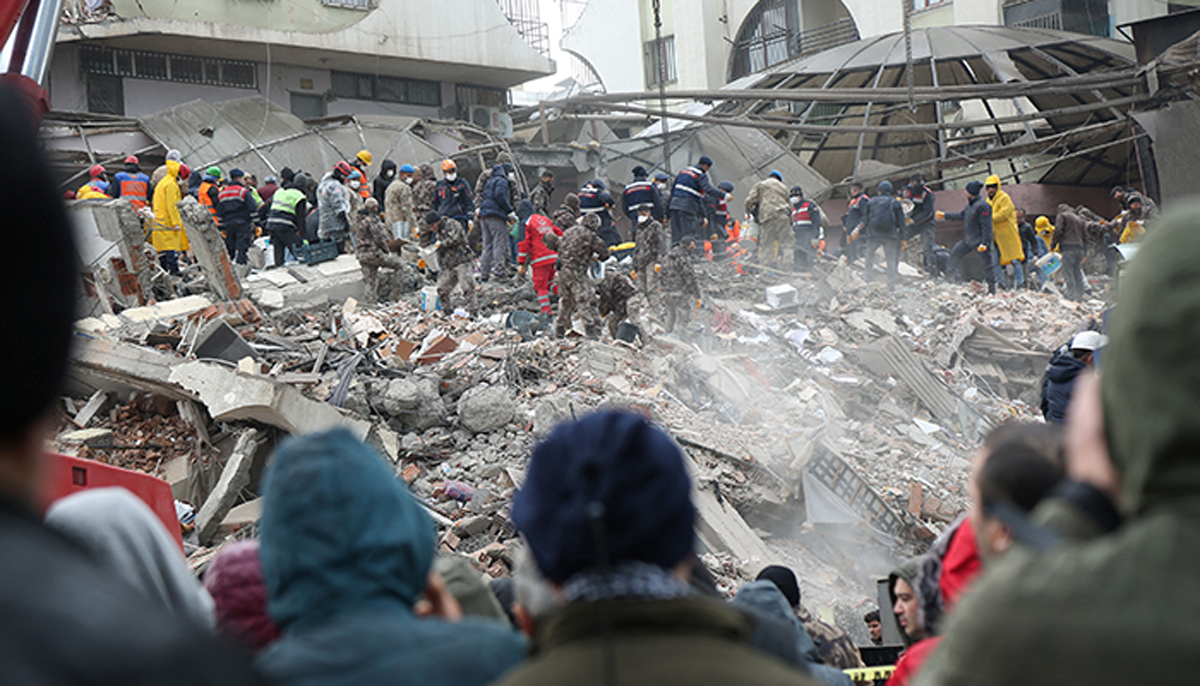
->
[[551, 193, 581, 233], [757, 565, 866, 671], [660, 236, 701, 333], [351, 198, 416, 304], [597, 265, 637, 339], [630, 204, 668, 308], [529, 170, 554, 217], [426, 210, 476, 313], [413, 164, 438, 247], [554, 213, 609, 338]]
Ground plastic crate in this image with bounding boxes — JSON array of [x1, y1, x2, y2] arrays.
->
[[299, 240, 339, 265]]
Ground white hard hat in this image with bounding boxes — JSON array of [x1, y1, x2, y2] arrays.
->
[[1070, 330, 1108, 352]]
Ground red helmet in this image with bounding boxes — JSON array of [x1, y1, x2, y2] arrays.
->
[[124, 155, 139, 165], [334, 161, 354, 178], [178, 164, 191, 180], [89, 164, 105, 178]]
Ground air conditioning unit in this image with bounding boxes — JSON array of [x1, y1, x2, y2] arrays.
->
[[468, 105, 514, 139]]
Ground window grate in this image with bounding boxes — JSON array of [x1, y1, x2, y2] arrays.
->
[[78, 45, 256, 89], [330, 70, 441, 107], [643, 35, 677, 89]]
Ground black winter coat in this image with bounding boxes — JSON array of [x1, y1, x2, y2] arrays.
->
[[1041, 348, 1088, 423]]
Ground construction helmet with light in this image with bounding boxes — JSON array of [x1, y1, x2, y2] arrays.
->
[[178, 164, 191, 180], [333, 161, 354, 178], [124, 155, 139, 165], [89, 164, 105, 178], [441, 159, 457, 172], [356, 150, 372, 166]]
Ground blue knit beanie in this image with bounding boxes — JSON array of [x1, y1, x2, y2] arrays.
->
[[512, 411, 695, 584], [966, 180, 984, 196]]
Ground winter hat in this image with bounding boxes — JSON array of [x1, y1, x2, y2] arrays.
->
[[203, 540, 281, 653], [581, 213, 601, 231], [280, 166, 295, 184], [698, 155, 714, 167], [966, 180, 984, 196], [878, 180, 894, 195], [756, 565, 801, 607], [632, 165, 648, 178], [424, 210, 441, 227], [516, 199, 534, 224], [363, 197, 379, 213], [512, 411, 696, 584]]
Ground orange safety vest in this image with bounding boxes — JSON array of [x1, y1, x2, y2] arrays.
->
[[199, 181, 220, 226], [119, 177, 149, 210]]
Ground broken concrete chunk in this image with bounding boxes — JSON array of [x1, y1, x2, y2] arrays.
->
[[457, 385, 515, 434], [196, 428, 259, 545], [73, 390, 109, 428], [384, 378, 422, 415], [60, 428, 113, 445], [765, 284, 798, 309]]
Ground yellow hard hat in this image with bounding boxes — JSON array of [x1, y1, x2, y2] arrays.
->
[[985, 174, 1001, 187], [356, 150, 373, 165]]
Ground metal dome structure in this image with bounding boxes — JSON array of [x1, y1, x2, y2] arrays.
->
[[718, 25, 1144, 187]]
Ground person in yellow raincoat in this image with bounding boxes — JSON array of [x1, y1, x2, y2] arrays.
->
[[1035, 215, 1055, 250], [151, 160, 190, 275], [985, 175, 1024, 288]]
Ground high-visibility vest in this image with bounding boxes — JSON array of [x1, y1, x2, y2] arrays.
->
[[199, 181, 220, 226]]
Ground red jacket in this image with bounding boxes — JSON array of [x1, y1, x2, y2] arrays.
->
[[887, 637, 940, 686], [939, 518, 981, 613], [517, 214, 562, 267]]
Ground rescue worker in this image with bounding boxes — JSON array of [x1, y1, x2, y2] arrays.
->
[[660, 236, 702, 333], [652, 171, 671, 206], [756, 566, 866, 670], [789, 185, 823, 272], [150, 149, 180, 194], [936, 181, 997, 293], [1017, 207, 1043, 289], [669, 156, 720, 247], [373, 159, 396, 209], [712, 180, 734, 241], [554, 213, 608, 338], [1051, 203, 1088, 301], [150, 159, 187, 275], [516, 199, 562, 316], [479, 163, 516, 282], [551, 193, 581, 232], [384, 163, 416, 240], [434, 159, 473, 227], [1035, 215, 1054, 249], [217, 169, 260, 268], [578, 178, 620, 246], [198, 167, 222, 227], [266, 175, 307, 268], [903, 173, 937, 274], [318, 161, 354, 252], [76, 164, 110, 199], [841, 183, 869, 263], [745, 170, 791, 267], [112, 156, 150, 211], [621, 166, 663, 230], [597, 266, 637, 339], [426, 211, 476, 314], [347, 170, 366, 217], [352, 198, 411, 305], [985, 175, 1024, 289], [412, 163, 438, 243], [861, 181, 905, 287], [630, 203, 668, 308], [351, 150, 372, 200], [1040, 330, 1105, 424], [257, 175, 279, 206], [474, 152, 520, 215], [1112, 185, 1159, 221], [529, 169, 554, 218]]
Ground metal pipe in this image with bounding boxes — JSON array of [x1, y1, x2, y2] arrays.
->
[[11, 0, 63, 85]]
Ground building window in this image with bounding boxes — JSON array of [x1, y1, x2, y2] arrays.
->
[[290, 92, 325, 120], [644, 35, 677, 88], [912, 0, 950, 9], [78, 45, 256, 88], [321, 0, 372, 9], [86, 73, 123, 115], [1003, 0, 1109, 37], [731, 0, 797, 80], [330, 70, 441, 107]]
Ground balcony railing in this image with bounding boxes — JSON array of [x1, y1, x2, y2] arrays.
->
[[495, 0, 551, 58]]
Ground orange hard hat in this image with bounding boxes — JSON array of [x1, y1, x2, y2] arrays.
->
[[441, 159, 457, 172]]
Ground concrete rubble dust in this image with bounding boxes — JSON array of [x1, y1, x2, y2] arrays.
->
[[58, 246, 1105, 637]]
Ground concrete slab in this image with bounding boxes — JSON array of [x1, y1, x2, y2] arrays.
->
[[169, 360, 371, 439], [316, 255, 363, 277], [196, 428, 258, 545], [120, 295, 213, 324], [243, 255, 365, 311], [253, 270, 300, 288], [73, 390, 109, 428], [221, 497, 262, 526]]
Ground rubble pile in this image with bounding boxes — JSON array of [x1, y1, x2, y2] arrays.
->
[[57, 248, 1105, 619]]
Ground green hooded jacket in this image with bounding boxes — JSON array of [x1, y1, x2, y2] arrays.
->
[[915, 202, 1200, 686]]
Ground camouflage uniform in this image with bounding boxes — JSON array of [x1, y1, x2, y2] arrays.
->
[[413, 164, 438, 247], [597, 270, 637, 338], [660, 244, 700, 333], [555, 215, 608, 336], [631, 217, 668, 307], [552, 194, 581, 233], [434, 217, 476, 312], [352, 209, 411, 304], [795, 605, 865, 670], [529, 179, 554, 217]]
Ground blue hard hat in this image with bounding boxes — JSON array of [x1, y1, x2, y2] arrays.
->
[[769, 170, 782, 181], [399, 164, 415, 174], [654, 172, 669, 181]]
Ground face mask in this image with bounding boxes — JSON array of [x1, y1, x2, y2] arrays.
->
[[790, 197, 801, 206], [508, 173, 516, 182], [638, 214, 650, 224], [350, 181, 361, 189], [385, 171, 395, 179], [404, 176, 413, 185], [445, 173, 456, 182], [655, 183, 666, 192]]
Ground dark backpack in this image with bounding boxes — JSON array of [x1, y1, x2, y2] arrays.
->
[[866, 196, 900, 237]]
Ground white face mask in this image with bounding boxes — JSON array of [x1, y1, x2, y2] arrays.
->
[[403, 175, 414, 185], [507, 173, 516, 181], [655, 183, 666, 192], [350, 181, 361, 189], [638, 213, 651, 224], [790, 197, 801, 206], [446, 173, 457, 182]]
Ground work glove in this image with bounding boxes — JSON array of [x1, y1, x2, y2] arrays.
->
[[849, 226, 861, 241], [507, 213, 518, 223], [630, 269, 638, 280], [302, 240, 310, 246], [519, 264, 526, 274], [435, 242, 441, 249], [695, 298, 702, 309], [977, 245, 988, 253], [901, 241, 907, 251], [935, 211, 945, 221], [654, 264, 662, 273], [811, 239, 820, 248], [417, 259, 427, 270], [710, 234, 718, 241], [906, 217, 913, 225]]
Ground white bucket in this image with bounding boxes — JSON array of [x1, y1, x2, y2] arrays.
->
[[420, 286, 440, 312]]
